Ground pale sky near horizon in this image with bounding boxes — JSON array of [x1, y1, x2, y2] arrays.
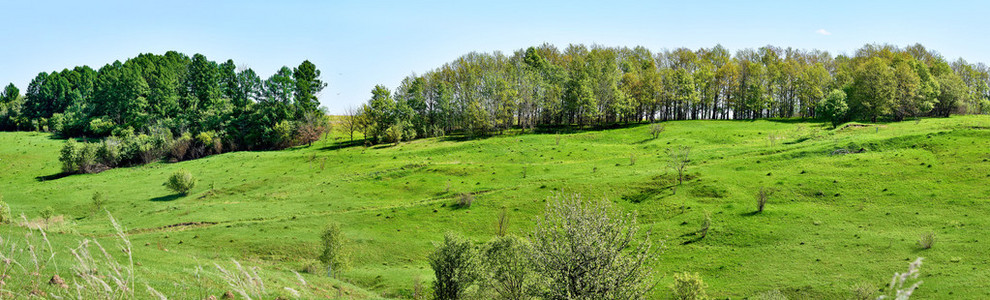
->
[[1, 0, 988, 113]]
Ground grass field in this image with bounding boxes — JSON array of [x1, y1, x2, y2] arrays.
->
[[2, 115, 990, 299]]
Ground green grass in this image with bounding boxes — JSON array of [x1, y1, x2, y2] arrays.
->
[[2, 115, 990, 299]]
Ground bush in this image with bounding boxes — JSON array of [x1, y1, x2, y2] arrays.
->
[[91, 192, 106, 212], [671, 272, 707, 300], [530, 194, 656, 299], [756, 187, 771, 213], [458, 193, 474, 209], [165, 169, 196, 195], [429, 232, 479, 300], [171, 132, 192, 161], [479, 235, 534, 300], [75, 143, 98, 173], [96, 138, 121, 168], [0, 198, 10, 224], [753, 290, 787, 300], [40, 206, 55, 221], [59, 140, 78, 174], [650, 123, 666, 139], [917, 232, 935, 249]]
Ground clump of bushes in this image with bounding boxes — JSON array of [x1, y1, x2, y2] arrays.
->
[[427, 193, 657, 300], [165, 170, 196, 195], [671, 272, 708, 300]]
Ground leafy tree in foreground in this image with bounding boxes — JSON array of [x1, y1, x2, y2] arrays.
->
[[318, 222, 348, 278], [529, 194, 656, 300], [430, 232, 479, 300]]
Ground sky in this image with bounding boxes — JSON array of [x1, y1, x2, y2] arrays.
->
[[2, 0, 989, 114]]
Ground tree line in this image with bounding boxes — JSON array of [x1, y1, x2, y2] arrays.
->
[[0, 52, 331, 173], [350, 43, 987, 143]]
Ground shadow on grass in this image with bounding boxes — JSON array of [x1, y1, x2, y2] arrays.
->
[[317, 139, 366, 151], [150, 194, 184, 202], [739, 211, 762, 217], [35, 173, 71, 182]]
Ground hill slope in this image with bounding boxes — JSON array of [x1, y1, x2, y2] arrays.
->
[[2, 116, 990, 298]]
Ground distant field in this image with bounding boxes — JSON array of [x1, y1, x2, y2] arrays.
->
[[2, 115, 989, 299]]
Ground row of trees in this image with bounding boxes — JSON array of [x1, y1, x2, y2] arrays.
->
[[0, 52, 329, 152], [350, 43, 987, 143], [1, 52, 331, 173]]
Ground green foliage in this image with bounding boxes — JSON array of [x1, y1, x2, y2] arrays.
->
[[429, 232, 479, 300], [530, 194, 655, 299], [479, 235, 535, 300], [40, 206, 55, 220], [819, 89, 849, 128], [671, 272, 708, 300], [318, 222, 348, 278], [59, 140, 78, 173], [917, 232, 936, 249], [0, 197, 10, 224], [164, 169, 196, 195], [91, 191, 106, 212]]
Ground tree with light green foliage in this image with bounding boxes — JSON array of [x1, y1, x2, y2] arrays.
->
[[318, 222, 348, 278], [819, 89, 849, 128]]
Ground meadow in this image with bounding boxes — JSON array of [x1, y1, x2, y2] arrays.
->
[[2, 115, 989, 299]]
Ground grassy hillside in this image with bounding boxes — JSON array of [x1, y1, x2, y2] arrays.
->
[[2, 115, 990, 299]]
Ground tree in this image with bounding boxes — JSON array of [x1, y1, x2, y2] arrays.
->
[[849, 57, 895, 122], [667, 146, 691, 193], [188, 54, 221, 106], [429, 232, 479, 300], [479, 235, 535, 300], [529, 194, 656, 300], [819, 89, 849, 128], [342, 106, 361, 141], [293, 60, 327, 117], [0, 83, 18, 105], [318, 222, 348, 278]]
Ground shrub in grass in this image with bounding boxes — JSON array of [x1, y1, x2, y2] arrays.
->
[[429, 232, 478, 300], [0, 198, 10, 224], [650, 123, 666, 139], [917, 232, 935, 249], [40, 206, 55, 221], [698, 212, 711, 239], [165, 169, 196, 195], [91, 191, 106, 212], [756, 187, 771, 213], [850, 282, 875, 300], [59, 140, 78, 174], [458, 193, 474, 209], [670, 272, 707, 300], [753, 289, 787, 300]]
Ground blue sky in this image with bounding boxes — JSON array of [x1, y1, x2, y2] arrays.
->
[[1, 0, 988, 113]]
